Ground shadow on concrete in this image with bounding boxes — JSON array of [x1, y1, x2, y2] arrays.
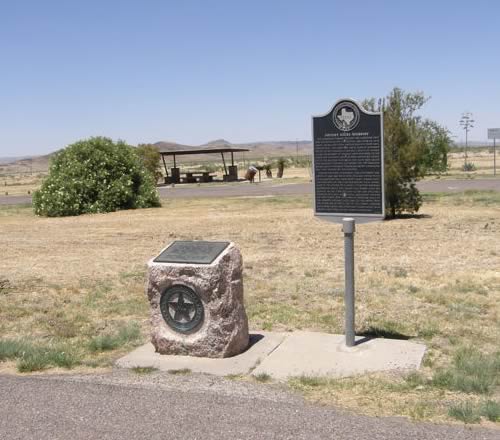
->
[[244, 333, 265, 353], [357, 327, 412, 342]]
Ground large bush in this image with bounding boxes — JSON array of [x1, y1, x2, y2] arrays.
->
[[33, 137, 161, 217], [364, 88, 452, 218], [136, 143, 162, 182]]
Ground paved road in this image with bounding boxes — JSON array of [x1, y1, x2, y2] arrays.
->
[[1, 179, 499, 206], [0, 373, 496, 440]]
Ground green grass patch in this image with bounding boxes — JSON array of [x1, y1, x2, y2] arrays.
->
[[253, 372, 272, 383], [0, 338, 80, 372], [0, 339, 32, 361], [431, 347, 500, 394], [447, 399, 500, 424], [289, 375, 329, 388], [480, 400, 500, 422], [89, 322, 141, 352], [167, 368, 191, 375], [448, 401, 481, 424]]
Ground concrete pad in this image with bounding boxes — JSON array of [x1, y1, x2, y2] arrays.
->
[[252, 331, 426, 381], [116, 332, 285, 376]]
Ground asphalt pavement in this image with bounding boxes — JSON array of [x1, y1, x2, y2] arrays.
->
[[0, 373, 497, 440], [2, 178, 499, 206]]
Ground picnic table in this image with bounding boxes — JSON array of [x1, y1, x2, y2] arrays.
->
[[180, 172, 215, 183]]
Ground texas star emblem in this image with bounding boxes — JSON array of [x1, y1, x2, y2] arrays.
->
[[160, 285, 204, 333]]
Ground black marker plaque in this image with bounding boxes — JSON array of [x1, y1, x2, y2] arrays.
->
[[313, 99, 384, 220], [154, 241, 230, 264]]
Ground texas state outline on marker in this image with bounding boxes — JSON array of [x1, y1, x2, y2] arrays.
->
[[337, 108, 354, 125]]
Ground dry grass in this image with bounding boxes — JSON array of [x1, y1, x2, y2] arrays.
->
[[0, 191, 499, 423], [448, 150, 498, 176]]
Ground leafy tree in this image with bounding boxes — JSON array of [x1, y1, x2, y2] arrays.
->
[[33, 137, 161, 217], [364, 88, 451, 218], [276, 158, 286, 178], [136, 143, 162, 182]]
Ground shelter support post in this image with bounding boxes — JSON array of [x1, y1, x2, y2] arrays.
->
[[161, 154, 168, 177], [221, 152, 228, 176]]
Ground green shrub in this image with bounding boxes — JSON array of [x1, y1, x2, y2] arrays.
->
[[136, 144, 162, 182], [33, 137, 160, 217], [462, 162, 476, 172]]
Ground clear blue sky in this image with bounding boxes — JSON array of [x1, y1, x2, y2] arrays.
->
[[1, 0, 499, 156]]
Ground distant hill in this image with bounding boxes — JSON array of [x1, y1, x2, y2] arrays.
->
[[0, 153, 53, 174], [1, 139, 313, 174]]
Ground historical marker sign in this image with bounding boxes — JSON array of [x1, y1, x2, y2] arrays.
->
[[154, 241, 230, 265], [312, 99, 384, 222]]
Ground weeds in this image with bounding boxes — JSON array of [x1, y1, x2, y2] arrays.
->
[[0, 338, 80, 372], [89, 322, 141, 352], [290, 375, 328, 388], [448, 400, 500, 423], [167, 368, 191, 375], [132, 366, 158, 375], [253, 373, 272, 383], [480, 400, 500, 422], [0, 277, 10, 294], [431, 347, 500, 394], [448, 401, 481, 424]]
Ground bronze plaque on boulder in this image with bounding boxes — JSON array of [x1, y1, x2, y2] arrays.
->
[[154, 241, 230, 265], [147, 241, 249, 358]]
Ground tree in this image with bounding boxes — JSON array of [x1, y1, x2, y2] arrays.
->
[[276, 158, 286, 178], [33, 137, 161, 217], [364, 88, 451, 218], [136, 143, 162, 182]]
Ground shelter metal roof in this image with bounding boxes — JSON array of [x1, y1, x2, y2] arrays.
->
[[158, 147, 249, 156]]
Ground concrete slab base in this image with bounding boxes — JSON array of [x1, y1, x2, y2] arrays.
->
[[116, 331, 426, 380], [116, 332, 285, 376], [252, 331, 426, 381]]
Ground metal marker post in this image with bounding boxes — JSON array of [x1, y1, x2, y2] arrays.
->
[[494, 138, 497, 176], [342, 218, 356, 347]]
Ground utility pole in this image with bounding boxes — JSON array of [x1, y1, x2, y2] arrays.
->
[[460, 112, 474, 168]]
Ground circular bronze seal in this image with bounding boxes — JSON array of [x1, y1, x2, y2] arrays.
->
[[332, 101, 360, 132], [160, 285, 204, 333]]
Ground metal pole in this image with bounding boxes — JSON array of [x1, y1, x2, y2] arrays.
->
[[465, 128, 468, 167], [342, 218, 356, 347], [494, 138, 497, 176]]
